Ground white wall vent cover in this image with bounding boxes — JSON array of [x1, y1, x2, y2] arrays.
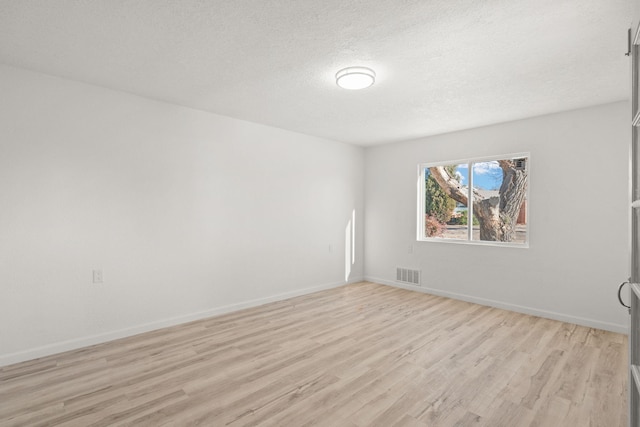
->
[[396, 267, 421, 286]]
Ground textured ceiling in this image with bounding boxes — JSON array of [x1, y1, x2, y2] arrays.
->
[[0, 0, 633, 146]]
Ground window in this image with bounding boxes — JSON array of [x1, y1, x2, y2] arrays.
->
[[418, 154, 529, 246]]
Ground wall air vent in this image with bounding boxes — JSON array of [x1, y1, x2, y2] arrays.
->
[[396, 267, 421, 286]]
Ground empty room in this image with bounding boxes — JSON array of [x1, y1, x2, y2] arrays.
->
[[0, 1, 637, 426]]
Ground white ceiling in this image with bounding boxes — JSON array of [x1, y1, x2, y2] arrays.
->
[[0, 0, 633, 146]]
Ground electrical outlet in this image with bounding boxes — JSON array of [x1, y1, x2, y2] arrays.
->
[[92, 270, 103, 284]]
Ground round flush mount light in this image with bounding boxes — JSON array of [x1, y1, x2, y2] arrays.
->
[[335, 66, 376, 90]]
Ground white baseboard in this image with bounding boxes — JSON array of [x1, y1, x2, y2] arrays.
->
[[365, 276, 629, 334], [1, 278, 361, 367]]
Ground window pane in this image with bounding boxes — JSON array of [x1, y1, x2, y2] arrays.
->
[[471, 158, 527, 243], [424, 164, 468, 240]]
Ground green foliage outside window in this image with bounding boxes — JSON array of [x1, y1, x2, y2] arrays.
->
[[425, 167, 457, 223]]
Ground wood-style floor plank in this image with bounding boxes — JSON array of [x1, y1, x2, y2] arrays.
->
[[0, 282, 628, 426]]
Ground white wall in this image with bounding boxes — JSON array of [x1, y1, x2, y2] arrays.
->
[[0, 65, 364, 365], [364, 102, 630, 333]]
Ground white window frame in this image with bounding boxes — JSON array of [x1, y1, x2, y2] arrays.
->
[[416, 152, 530, 248]]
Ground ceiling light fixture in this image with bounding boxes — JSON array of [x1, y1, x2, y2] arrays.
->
[[335, 67, 376, 90]]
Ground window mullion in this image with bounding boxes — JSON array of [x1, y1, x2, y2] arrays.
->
[[468, 162, 473, 241]]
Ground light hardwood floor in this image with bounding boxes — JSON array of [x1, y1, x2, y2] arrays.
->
[[0, 282, 628, 426]]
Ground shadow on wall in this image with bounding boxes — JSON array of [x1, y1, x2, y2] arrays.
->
[[345, 209, 355, 281]]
